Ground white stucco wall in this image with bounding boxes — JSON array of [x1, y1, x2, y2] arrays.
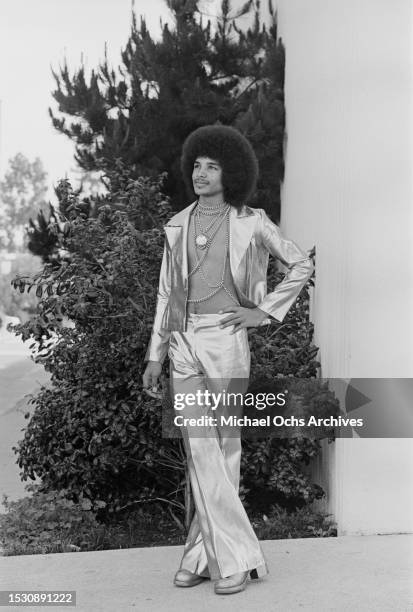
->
[[273, 0, 413, 534]]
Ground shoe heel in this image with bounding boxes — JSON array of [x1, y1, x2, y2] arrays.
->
[[249, 568, 259, 580]]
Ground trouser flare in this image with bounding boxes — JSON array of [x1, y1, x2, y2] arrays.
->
[[168, 313, 269, 581]]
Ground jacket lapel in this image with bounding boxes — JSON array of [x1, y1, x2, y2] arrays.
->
[[164, 202, 257, 286], [229, 206, 258, 279], [164, 201, 197, 284]]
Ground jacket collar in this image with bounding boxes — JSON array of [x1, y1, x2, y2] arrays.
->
[[164, 201, 258, 281], [166, 201, 255, 223]]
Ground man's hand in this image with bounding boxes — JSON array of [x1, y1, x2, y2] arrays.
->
[[218, 306, 268, 333], [142, 360, 162, 394]]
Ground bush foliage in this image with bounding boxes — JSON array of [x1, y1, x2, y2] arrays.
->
[[10, 170, 187, 520], [0, 485, 103, 556], [252, 504, 337, 539], [0, 490, 335, 557]]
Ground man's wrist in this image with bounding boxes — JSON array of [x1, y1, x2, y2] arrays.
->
[[255, 307, 269, 320]]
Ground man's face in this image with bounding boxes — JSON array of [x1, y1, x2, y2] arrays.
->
[[192, 156, 224, 199]]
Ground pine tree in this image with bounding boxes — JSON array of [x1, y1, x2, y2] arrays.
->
[[26, 205, 59, 262], [30, 0, 284, 262], [49, 0, 284, 212]]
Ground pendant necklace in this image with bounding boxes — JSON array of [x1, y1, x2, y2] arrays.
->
[[195, 201, 229, 249]]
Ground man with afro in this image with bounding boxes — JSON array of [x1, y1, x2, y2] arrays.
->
[[143, 124, 313, 595]]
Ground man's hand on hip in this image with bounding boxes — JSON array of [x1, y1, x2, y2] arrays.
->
[[218, 306, 268, 333]]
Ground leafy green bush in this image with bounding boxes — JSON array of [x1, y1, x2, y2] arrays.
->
[[241, 436, 323, 512], [0, 485, 104, 556], [10, 171, 187, 519], [249, 255, 318, 380], [0, 489, 335, 556], [236, 257, 327, 511], [253, 504, 337, 539]]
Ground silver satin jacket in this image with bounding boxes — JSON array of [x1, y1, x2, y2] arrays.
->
[[144, 201, 314, 363]]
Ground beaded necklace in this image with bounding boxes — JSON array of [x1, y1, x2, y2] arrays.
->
[[187, 202, 239, 304]]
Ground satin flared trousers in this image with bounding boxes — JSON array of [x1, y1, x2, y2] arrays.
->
[[168, 313, 269, 580]]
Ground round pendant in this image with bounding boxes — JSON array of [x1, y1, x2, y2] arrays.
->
[[195, 234, 208, 249]]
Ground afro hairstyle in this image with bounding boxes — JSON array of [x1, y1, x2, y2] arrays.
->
[[180, 125, 259, 209]]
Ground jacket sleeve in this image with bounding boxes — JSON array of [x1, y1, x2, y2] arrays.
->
[[144, 240, 171, 364], [257, 209, 314, 323]]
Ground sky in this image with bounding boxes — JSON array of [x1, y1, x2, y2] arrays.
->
[[0, 0, 174, 197]]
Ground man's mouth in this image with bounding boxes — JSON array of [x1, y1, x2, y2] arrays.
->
[[194, 181, 208, 185]]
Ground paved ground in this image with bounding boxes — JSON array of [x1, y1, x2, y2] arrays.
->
[[0, 320, 51, 505], [1, 534, 412, 611], [1, 322, 412, 611]]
